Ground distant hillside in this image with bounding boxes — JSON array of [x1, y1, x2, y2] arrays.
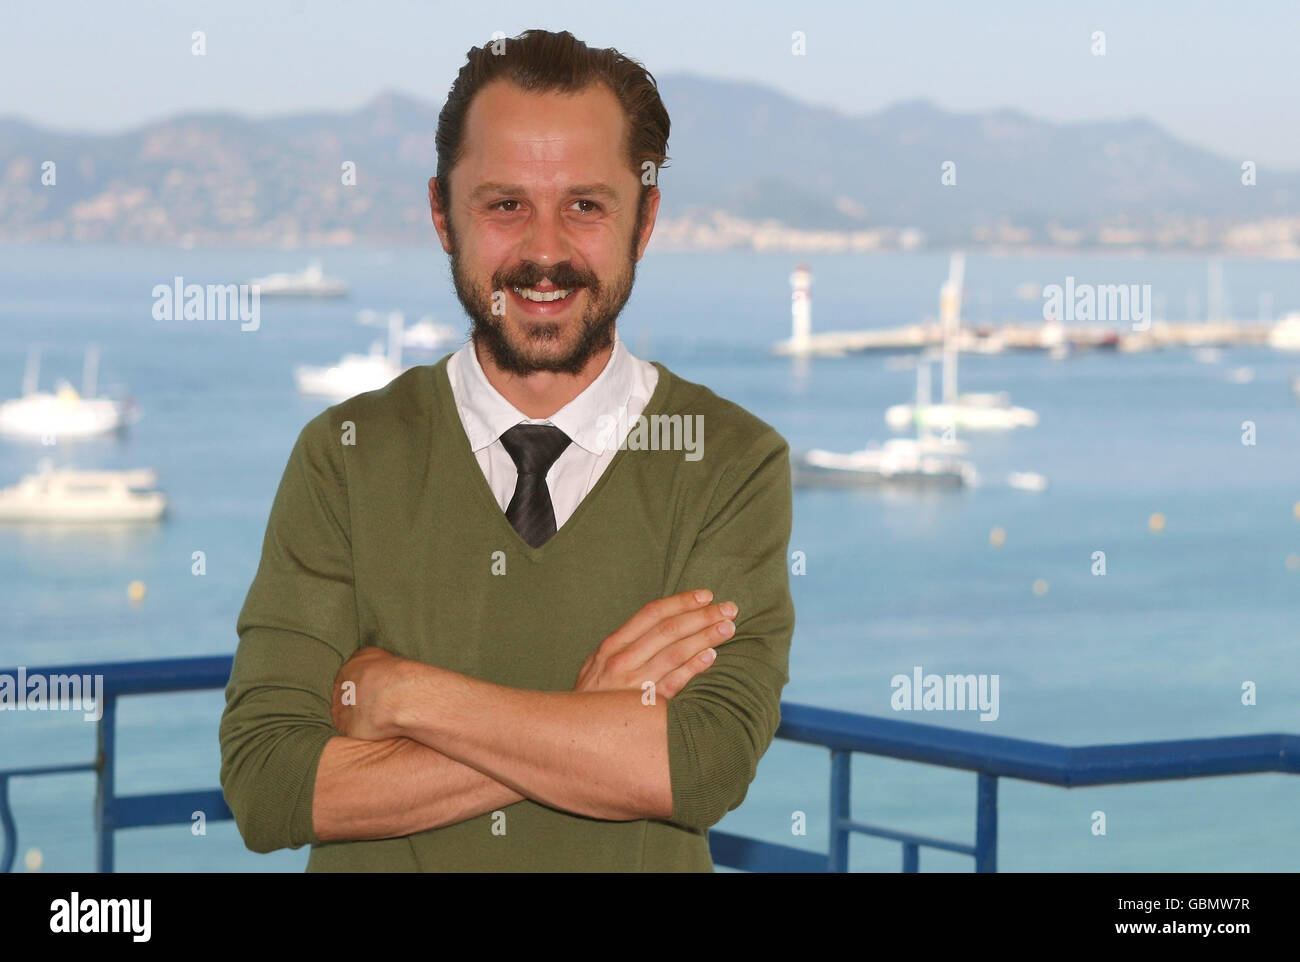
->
[[1, 77, 1296, 252]]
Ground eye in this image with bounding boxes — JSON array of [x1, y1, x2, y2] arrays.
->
[[572, 199, 602, 214], [491, 200, 521, 212]]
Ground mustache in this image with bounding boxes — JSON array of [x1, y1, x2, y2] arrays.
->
[[497, 263, 598, 291]]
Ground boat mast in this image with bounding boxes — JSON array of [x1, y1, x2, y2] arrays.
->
[[790, 264, 812, 353], [83, 345, 99, 398], [22, 345, 40, 397], [940, 252, 964, 405], [916, 352, 934, 444]]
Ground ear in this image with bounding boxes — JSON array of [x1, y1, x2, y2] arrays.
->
[[634, 186, 661, 262], [429, 176, 452, 254]]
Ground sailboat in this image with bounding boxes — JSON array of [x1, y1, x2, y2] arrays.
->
[[885, 254, 1038, 432], [0, 346, 138, 441], [294, 311, 407, 400], [791, 354, 977, 488]]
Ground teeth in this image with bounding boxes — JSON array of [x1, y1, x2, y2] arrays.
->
[[512, 286, 574, 302]]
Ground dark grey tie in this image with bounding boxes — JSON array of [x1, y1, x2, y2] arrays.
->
[[499, 423, 572, 548]]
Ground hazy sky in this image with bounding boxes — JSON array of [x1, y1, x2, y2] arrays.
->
[[4, 0, 1298, 168]]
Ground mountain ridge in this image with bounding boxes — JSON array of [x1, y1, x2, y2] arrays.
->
[[0, 76, 1295, 251]]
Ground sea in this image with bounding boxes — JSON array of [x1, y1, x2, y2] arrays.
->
[[1, 244, 1297, 872]]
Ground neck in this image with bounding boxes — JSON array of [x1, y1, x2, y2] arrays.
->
[[473, 337, 615, 419]]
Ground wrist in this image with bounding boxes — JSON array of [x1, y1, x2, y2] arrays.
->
[[383, 658, 435, 740]]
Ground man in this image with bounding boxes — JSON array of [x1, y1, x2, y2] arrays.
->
[[219, 28, 795, 872]]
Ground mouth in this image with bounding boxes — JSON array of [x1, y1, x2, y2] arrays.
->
[[508, 285, 580, 316]]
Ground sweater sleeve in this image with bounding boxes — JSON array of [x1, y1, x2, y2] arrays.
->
[[219, 411, 357, 853], [663, 428, 795, 832]]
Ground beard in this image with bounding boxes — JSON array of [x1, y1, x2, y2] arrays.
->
[[445, 201, 644, 377]]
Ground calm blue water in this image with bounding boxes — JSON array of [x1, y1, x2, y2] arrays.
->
[[1, 245, 1297, 872]]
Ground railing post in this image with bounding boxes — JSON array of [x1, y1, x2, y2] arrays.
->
[[902, 841, 919, 873], [828, 750, 851, 872], [94, 695, 116, 874], [0, 777, 14, 873], [974, 773, 997, 873]]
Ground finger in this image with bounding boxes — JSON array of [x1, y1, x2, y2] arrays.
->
[[622, 600, 738, 670], [656, 646, 719, 699], [638, 616, 737, 681], [601, 589, 715, 655]]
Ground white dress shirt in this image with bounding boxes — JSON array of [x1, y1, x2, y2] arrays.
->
[[445, 331, 660, 529]]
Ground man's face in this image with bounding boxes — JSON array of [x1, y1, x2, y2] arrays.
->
[[431, 79, 659, 376]]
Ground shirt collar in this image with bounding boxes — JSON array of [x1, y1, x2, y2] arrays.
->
[[449, 330, 637, 456]]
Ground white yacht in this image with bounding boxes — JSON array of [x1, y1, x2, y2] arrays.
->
[[885, 254, 1039, 433], [0, 461, 165, 522], [792, 439, 977, 488], [792, 356, 977, 489], [295, 311, 406, 400], [0, 347, 137, 441], [250, 261, 348, 298], [886, 398, 1039, 432]]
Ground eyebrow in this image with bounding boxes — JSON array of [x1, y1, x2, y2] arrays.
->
[[469, 182, 620, 202]]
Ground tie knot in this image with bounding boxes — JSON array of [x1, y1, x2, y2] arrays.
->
[[499, 423, 571, 476]]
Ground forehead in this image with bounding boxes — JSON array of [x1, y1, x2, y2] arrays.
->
[[459, 79, 629, 183]]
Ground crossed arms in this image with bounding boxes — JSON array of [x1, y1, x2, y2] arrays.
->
[[219, 411, 794, 853], [313, 590, 738, 840]]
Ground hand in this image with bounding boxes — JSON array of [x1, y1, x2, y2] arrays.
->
[[331, 646, 410, 741], [574, 589, 739, 700]]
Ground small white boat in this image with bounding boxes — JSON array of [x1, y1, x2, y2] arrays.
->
[[885, 254, 1038, 433], [402, 316, 460, 350], [886, 399, 1039, 432], [793, 356, 976, 489], [1268, 313, 1300, 350], [0, 461, 165, 522], [0, 347, 137, 441], [295, 311, 406, 400], [792, 438, 976, 488], [250, 261, 347, 298], [1007, 471, 1049, 492]]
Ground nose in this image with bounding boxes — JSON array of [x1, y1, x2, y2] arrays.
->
[[516, 203, 574, 270]]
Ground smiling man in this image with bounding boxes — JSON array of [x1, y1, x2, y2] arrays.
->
[[219, 28, 796, 872]]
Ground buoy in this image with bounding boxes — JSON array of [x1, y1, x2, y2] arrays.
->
[[1148, 512, 1166, 533], [1286, 554, 1299, 572], [127, 580, 146, 603], [989, 526, 1007, 548], [1032, 578, 1048, 595], [25, 848, 43, 872]]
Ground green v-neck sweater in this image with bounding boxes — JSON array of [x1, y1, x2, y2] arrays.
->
[[219, 353, 795, 871]]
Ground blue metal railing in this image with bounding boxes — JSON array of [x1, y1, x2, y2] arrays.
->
[[2, 657, 1296, 872]]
